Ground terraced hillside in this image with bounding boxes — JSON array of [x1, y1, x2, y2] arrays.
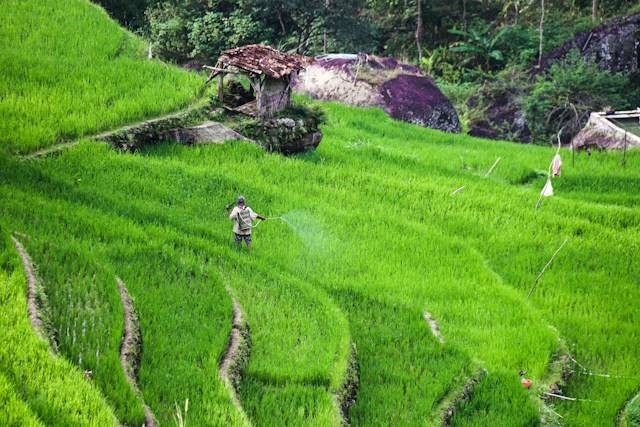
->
[[2, 100, 640, 425], [0, 0, 202, 154], [1, 1, 640, 426]]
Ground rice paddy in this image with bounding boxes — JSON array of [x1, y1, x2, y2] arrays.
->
[[0, 0, 203, 154], [1, 1, 639, 426]]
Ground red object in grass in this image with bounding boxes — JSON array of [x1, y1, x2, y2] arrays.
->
[[521, 378, 533, 389]]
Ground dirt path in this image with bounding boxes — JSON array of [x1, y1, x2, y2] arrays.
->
[[23, 98, 208, 160], [219, 293, 252, 425], [334, 343, 359, 426], [11, 236, 50, 345], [116, 278, 156, 427], [423, 310, 445, 344], [433, 368, 487, 426], [618, 389, 640, 426]]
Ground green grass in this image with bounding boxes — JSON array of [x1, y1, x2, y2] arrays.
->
[[1, 100, 639, 425], [0, 4, 639, 422], [0, 0, 204, 154]]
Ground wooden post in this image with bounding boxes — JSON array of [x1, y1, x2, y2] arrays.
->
[[218, 74, 224, 103], [538, 0, 545, 68], [623, 129, 628, 167]]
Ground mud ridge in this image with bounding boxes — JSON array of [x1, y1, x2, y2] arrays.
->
[[116, 278, 157, 427], [23, 97, 209, 159], [423, 310, 445, 344], [11, 235, 58, 351], [618, 389, 640, 426], [219, 295, 252, 423], [431, 368, 487, 426], [538, 340, 573, 425], [334, 343, 360, 426]]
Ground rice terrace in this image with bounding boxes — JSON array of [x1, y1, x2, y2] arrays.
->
[[1, 1, 640, 426]]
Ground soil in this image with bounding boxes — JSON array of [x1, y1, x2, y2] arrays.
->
[[219, 295, 251, 420], [116, 278, 157, 427], [440, 369, 487, 426], [423, 311, 445, 344], [335, 343, 359, 426], [11, 236, 50, 345]]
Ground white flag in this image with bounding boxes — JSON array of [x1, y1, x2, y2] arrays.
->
[[541, 178, 554, 197]]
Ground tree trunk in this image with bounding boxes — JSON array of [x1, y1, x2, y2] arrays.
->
[[592, 0, 598, 22], [538, 0, 545, 68], [415, 0, 424, 63], [462, 0, 467, 31], [323, 0, 329, 54]]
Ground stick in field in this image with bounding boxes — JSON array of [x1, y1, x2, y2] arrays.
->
[[526, 237, 569, 299], [484, 157, 502, 177], [451, 185, 465, 196]]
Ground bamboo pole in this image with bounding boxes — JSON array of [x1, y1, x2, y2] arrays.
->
[[526, 237, 569, 299], [484, 157, 501, 177]]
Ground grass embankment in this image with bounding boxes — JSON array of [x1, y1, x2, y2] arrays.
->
[[0, 238, 117, 426], [1, 100, 639, 425], [0, 0, 203, 154]]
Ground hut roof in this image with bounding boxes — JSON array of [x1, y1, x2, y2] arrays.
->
[[217, 45, 312, 79]]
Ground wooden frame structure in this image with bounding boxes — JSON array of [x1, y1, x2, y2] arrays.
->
[[204, 45, 313, 118]]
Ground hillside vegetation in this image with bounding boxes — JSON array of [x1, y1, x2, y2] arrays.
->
[[1, 1, 640, 426], [0, 0, 203, 154], [2, 101, 639, 425], [0, 247, 118, 426]]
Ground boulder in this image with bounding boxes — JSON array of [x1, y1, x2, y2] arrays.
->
[[295, 54, 461, 133], [469, 14, 640, 144], [380, 75, 461, 132], [539, 13, 640, 74]]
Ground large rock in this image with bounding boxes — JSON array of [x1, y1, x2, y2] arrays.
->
[[380, 75, 461, 132], [469, 14, 640, 144], [540, 13, 640, 74], [295, 54, 461, 133]]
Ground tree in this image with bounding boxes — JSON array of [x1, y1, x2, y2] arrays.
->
[[449, 25, 509, 71], [250, 0, 370, 54], [538, 0, 544, 68], [416, 0, 424, 62]]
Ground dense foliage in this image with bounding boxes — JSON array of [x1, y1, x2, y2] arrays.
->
[[2, 101, 640, 425], [96, 0, 638, 63], [525, 51, 638, 144]]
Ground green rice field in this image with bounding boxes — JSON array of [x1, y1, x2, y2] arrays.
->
[[1, 1, 639, 426]]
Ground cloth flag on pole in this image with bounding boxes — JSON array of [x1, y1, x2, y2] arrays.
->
[[552, 154, 562, 176], [541, 178, 554, 197]]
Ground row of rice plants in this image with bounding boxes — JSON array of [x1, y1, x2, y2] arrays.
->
[[171, 141, 559, 424], [2, 99, 639, 424], [0, 236, 117, 425], [15, 236, 146, 424], [0, 0, 203, 154], [152, 100, 638, 425], [315, 102, 640, 424], [0, 372, 43, 427], [0, 146, 347, 425]]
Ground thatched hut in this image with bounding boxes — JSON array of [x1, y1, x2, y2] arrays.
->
[[204, 45, 313, 118]]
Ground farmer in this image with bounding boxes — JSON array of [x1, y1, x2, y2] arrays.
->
[[228, 195, 266, 250]]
